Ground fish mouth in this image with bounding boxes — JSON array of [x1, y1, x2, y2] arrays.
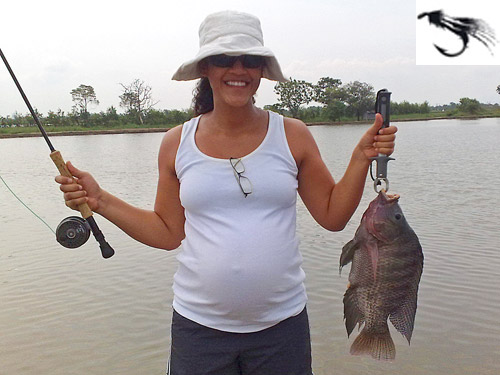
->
[[380, 190, 400, 203]]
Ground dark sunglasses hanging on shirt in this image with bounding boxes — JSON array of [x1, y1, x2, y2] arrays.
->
[[229, 157, 252, 198]]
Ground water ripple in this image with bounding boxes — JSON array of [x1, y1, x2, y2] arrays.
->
[[1, 122, 500, 374]]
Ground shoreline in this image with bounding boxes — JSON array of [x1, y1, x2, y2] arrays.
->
[[306, 114, 500, 126], [0, 127, 172, 139], [1, 115, 498, 139]]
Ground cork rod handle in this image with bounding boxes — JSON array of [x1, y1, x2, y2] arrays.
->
[[50, 150, 93, 219]]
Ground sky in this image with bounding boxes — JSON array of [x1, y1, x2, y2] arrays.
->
[[1, 0, 499, 117]]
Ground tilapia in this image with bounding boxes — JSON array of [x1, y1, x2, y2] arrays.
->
[[340, 191, 423, 361]]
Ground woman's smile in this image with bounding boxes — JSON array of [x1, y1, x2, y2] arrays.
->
[[225, 80, 249, 87]]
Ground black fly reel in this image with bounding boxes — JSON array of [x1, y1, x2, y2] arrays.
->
[[56, 216, 91, 249]]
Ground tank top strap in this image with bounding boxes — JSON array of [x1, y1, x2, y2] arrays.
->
[[178, 115, 200, 149], [261, 111, 298, 173]]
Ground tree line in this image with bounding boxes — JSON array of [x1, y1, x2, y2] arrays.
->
[[2, 78, 499, 129], [268, 77, 500, 121], [1, 79, 193, 128], [268, 77, 432, 121], [267, 77, 379, 121]]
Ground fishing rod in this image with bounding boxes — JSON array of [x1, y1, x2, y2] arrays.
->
[[371, 89, 395, 192], [0, 48, 114, 258]]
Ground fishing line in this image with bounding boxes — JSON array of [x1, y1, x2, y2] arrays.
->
[[0, 174, 56, 235], [1, 47, 114, 258]]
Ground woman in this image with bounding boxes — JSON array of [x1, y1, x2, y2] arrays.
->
[[56, 10, 397, 375]]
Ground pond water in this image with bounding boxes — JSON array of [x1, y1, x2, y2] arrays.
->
[[1, 117, 499, 374]]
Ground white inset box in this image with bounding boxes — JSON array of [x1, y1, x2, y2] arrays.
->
[[416, 0, 500, 65]]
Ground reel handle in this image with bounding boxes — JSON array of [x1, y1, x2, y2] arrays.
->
[[50, 150, 93, 218]]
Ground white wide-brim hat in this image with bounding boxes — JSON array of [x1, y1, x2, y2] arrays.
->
[[172, 10, 288, 82]]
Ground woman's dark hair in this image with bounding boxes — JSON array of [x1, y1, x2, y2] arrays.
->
[[192, 77, 214, 116]]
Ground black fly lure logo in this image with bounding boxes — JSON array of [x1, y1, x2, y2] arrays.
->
[[418, 10, 496, 57]]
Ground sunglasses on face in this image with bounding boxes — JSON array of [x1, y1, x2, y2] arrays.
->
[[207, 54, 266, 69]]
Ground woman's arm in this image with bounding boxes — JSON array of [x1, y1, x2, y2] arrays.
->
[[285, 114, 396, 231], [55, 126, 186, 250]]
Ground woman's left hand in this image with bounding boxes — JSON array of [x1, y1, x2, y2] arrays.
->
[[356, 113, 398, 160]]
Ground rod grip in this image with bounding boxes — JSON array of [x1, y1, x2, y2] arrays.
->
[[50, 150, 93, 219]]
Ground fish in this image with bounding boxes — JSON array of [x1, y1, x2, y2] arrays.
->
[[340, 190, 423, 361]]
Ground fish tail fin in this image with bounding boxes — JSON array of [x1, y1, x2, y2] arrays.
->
[[350, 326, 395, 361]]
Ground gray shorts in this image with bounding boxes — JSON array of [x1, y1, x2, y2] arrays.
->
[[167, 307, 312, 375]]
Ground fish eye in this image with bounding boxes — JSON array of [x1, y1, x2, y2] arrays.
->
[[395, 214, 402, 220]]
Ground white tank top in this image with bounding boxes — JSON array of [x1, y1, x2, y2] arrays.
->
[[173, 111, 307, 333]]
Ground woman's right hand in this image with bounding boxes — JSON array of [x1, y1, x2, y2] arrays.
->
[[55, 161, 102, 212]]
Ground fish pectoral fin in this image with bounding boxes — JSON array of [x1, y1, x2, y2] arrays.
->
[[340, 239, 359, 272], [343, 286, 364, 337], [365, 239, 379, 281]]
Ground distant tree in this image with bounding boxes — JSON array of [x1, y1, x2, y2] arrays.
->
[[46, 109, 70, 127], [420, 101, 430, 113], [104, 106, 120, 121], [274, 78, 314, 118], [458, 97, 482, 114], [263, 103, 285, 115], [298, 106, 323, 122], [343, 81, 375, 120], [70, 84, 99, 125], [12, 110, 42, 127], [119, 79, 158, 125], [311, 76, 346, 121], [325, 100, 346, 122], [97, 106, 121, 127], [314, 77, 342, 105], [325, 86, 347, 121], [11, 111, 25, 126], [143, 109, 168, 125], [165, 109, 193, 124], [392, 101, 427, 115]]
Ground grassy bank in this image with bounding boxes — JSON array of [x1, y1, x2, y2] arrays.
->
[[307, 111, 500, 126], [0, 122, 175, 138], [1, 112, 499, 138], [392, 109, 500, 121]]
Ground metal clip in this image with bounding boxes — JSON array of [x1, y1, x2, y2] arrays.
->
[[374, 178, 389, 193], [371, 154, 395, 192]]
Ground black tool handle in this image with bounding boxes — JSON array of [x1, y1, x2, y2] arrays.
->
[[371, 89, 394, 192], [375, 89, 391, 128]]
